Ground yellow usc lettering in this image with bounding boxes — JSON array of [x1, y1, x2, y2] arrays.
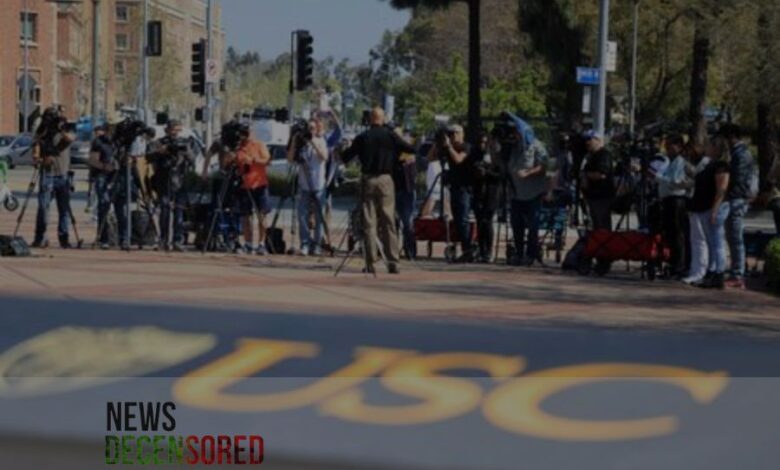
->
[[482, 363, 729, 441], [319, 352, 526, 425], [173, 339, 413, 412]]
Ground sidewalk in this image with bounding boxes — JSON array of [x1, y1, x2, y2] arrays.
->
[[2, 166, 779, 338]]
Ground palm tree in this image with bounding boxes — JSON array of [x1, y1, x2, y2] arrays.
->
[[389, 0, 481, 144]]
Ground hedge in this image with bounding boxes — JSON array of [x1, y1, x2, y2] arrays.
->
[[766, 238, 780, 294]]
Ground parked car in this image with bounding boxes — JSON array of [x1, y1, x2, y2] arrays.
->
[[70, 139, 91, 166], [0, 134, 33, 168]]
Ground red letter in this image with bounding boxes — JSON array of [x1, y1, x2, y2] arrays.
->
[[201, 436, 216, 465], [185, 436, 199, 465], [249, 436, 264, 464], [234, 435, 247, 465], [217, 435, 232, 464]]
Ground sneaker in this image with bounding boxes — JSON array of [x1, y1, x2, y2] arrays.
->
[[299, 246, 311, 257], [60, 241, 72, 249], [456, 252, 475, 264], [100, 243, 111, 250], [255, 245, 268, 256], [120, 242, 131, 251], [172, 243, 186, 253], [681, 275, 703, 286], [724, 277, 745, 290], [388, 263, 401, 275], [31, 240, 47, 249], [311, 246, 323, 257], [241, 244, 255, 255]]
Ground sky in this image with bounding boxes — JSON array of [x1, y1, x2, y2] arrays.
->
[[221, 0, 411, 64]]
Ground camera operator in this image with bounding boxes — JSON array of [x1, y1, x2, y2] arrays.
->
[[428, 124, 475, 263], [342, 107, 415, 274], [32, 106, 76, 249], [230, 124, 272, 255], [287, 117, 329, 257], [147, 120, 194, 252], [393, 127, 418, 260], [87, 123, 127, 249], [472, 132, 503, 263], [506, 114, 549, 266]]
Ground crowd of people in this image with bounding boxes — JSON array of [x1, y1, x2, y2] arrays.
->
[[23, 105, 779, 287]]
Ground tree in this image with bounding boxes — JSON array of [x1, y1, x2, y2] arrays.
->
[[389, 0, 482, 144]]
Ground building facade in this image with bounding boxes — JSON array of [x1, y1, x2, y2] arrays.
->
[[0, 0, 223, 135]]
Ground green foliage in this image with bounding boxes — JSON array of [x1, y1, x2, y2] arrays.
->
[[766, 238, 780, 294]]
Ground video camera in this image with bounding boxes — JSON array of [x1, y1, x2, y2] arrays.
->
[[221, 120, 249, 152], [113, 119, 155, 149], [37, 106, 69, 136], [291, 119, 313, 145], [491, 113, 518, 146]]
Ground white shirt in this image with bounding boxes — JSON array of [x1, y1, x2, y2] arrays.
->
[[298, 137, 328, 192]]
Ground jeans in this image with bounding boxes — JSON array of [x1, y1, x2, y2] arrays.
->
[[297, 190, 326, 251], [707, 202, 730, 274], [473, 195, 497, 260], [35, 174, 71, 244], [451, 185, 474, 253], [95, 174, 128, 245], [510, 197, 541, 261], [395, 189, 417, 258], [159, 190, 187, 246], [726, 198, 749, 278], [663, 196, 689, 275], [770, 198, 780, 236]]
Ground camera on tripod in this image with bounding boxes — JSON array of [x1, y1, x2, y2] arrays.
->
[[490, 113, 519, 149], [221, 120, 249, 152], [291, 119, 312, 145], [113, 119, 154, 149]]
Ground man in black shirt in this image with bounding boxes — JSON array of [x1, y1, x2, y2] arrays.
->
[[88, 124, 129, 249], [427, 124, 474, 262], [342, 107, 415, 274], [581, 131, 615, 230]]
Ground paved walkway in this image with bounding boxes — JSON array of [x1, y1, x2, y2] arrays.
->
[[2, 166, 779, 338]]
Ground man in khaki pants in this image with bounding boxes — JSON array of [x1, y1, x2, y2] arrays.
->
[[343, 108, 415, 274]]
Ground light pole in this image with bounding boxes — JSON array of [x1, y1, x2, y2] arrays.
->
[[596, 0, 611, 136], [205, 0, 214, 148], [90, 0, 100, 132], [141, 0, 149, 124], [629, 0, 640, 136], [23, 0, 31, 133]]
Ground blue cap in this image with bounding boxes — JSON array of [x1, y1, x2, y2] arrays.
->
[[582, 130, 602, 141]]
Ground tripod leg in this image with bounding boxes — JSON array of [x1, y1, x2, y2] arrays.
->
[[13, 167, 39, 238]]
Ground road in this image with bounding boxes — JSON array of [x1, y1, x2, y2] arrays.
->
[[1, 165, 779, 469]]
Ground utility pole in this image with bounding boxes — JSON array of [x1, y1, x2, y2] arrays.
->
[[141, 0, 150, 124], [629, 0, 640, 137], [23, 0, 31, 133], [91, 0, 100, 133], [288, 31, 296, 123], [596, 0, 610, 136], [205, 0, 214, 147]]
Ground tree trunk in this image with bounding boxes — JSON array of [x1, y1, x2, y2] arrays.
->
[[467, 0, 482, 146], [688, 19, 710, 146], [756, 10, 778, 190]]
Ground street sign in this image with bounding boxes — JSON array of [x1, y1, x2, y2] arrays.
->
[[607, 41, 618, 72], [576, 67, 600, 86], [205, 59, 219, 84], [582, 86, 593, 114]]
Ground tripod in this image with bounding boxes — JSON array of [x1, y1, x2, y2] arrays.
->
[[333, 198, 387, 278]]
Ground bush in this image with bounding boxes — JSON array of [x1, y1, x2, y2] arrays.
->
[[766, 238, 780, 294]]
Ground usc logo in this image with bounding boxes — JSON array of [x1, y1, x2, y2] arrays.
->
[[173, 339, 728, 442]]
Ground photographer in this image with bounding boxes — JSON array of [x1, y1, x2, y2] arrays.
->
[[506, 114, 549, 266], [32, 106, 75, 249], [147, 120, 194, 252], [342, 107, 415, 274], [581, 131, 615, 231], [393, 127, 418, 260], [472, 132, 503, 263], [231, 125, 272, 255], [287, 117, 329, 257], [88, 123, 128, 250], [427, 124, 474, 263]]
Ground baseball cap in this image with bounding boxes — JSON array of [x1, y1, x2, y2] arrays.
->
[[582, 130, 602, 141]]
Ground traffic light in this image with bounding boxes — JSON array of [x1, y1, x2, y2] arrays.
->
[[295, 31, 314, 91], [147, 21, 163, 57], [191, 39, 207, 96]]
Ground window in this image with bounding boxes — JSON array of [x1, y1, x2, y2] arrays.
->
[[20, 12, 37, 42], [115, 33, 129, 51], [116, 5, 129, 22], [114, 60, 126, 77]]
